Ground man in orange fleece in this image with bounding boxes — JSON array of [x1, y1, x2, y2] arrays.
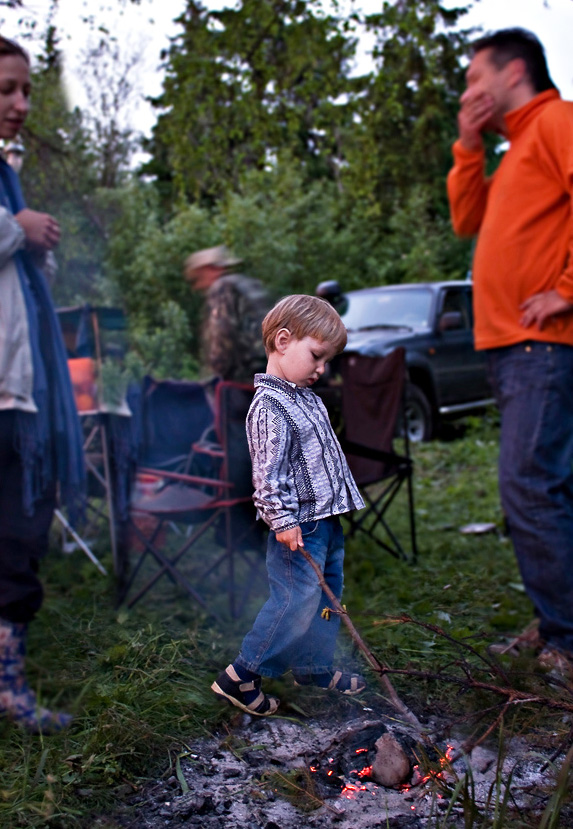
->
[[448, 29, 573, 678]]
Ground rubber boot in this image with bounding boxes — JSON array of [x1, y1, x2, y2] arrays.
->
[[0, 618, 72, 733]]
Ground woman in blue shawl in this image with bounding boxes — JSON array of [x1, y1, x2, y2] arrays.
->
[[0, 36, 84, 733]]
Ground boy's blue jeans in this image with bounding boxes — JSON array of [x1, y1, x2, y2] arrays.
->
[[236, 516, 344, 678], [487, 341, 573, 653]]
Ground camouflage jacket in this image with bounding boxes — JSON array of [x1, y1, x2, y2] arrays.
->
[[204, 273, 270, 383]]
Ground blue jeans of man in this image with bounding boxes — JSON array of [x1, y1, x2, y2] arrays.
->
[[486, 342, 573, 653], [236, 516, 344, 678]]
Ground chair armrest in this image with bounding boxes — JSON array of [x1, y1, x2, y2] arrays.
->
[[138, 466, 234, 490], [148, 454, 190, 470], [192, 440, 225, 459]]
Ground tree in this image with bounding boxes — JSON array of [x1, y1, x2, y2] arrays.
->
[[15, 12, 149, 304], [343, 0, 472, 222], [18, 23, 107, 303], [79, 35, 141, 189], [101, 158, 380, 375], [144, 0, 363, 204], [102, 182, 217, 354], [221, 157, 382, 295]]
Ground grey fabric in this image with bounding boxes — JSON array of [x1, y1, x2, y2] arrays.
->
[[246, 374, 363, 532], [0, 207, 34, 411]]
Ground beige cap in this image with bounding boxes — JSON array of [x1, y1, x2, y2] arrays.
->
[[185, 245, 241, 274]]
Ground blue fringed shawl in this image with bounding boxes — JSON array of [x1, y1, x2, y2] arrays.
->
[[0, 159, 85, 522]]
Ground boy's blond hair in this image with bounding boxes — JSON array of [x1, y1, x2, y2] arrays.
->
[[262, 294, 347, 355]]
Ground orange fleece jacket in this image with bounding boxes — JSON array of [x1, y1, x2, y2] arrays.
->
[[447, 89, 573, 350]]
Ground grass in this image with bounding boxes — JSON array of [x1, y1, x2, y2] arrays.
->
[[1, 410, 571, 827]]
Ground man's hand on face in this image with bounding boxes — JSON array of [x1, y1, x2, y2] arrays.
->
[[458, 91, 495, 152], [520, 289, 573, 331]]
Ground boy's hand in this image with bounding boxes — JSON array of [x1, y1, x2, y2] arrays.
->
[[276, 526, 303, 551]]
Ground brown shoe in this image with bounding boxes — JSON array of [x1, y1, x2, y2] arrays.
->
[[537, 647, 573, 683], [489, 619, 542, 657]]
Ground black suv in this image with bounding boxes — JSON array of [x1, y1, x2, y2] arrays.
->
[[318, 280, 494, 441]]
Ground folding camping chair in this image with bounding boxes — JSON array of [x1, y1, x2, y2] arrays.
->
[[56, 305, 134, 577], [340, 348, 418, 562], [120, 380, 264, 619], [191, 381, 266, 612]]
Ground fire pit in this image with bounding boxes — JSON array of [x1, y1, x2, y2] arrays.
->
[[115, 697, 559, 829]]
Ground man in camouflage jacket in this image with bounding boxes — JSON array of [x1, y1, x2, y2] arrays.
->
[[185, 246, 270, 383]]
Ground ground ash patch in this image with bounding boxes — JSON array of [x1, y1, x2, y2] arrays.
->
[[111, 701, 565, 828]]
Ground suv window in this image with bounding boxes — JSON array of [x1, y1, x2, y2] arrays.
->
[[341, 288, 433, 331], [441, 288, 471, 329]]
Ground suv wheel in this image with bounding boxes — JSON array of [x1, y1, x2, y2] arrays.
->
[[404, 383, 433, 442]]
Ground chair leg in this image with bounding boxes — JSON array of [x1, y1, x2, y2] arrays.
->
[[348, 471, 417, 563], [117, 517, 164, 605], [406, 471, 418, 563], [122, 515, 224, 622]]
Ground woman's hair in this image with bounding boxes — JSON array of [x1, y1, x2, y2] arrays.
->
[[0, 36, 30, 65], [262, 294, 347, 355]]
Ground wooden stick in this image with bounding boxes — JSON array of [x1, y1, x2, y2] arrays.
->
[[298, 546, 422, 731]]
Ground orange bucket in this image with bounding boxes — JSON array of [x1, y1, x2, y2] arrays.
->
[[68, 358, 97, 412], [129, 472, 167, 552]]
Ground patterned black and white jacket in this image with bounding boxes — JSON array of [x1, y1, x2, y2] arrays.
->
[[246, 374, 364, 533]]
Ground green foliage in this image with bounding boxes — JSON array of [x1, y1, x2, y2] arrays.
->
[[8, 1, 483, 377], [221, 159, 371, 296], [103, 156, 476, 379], [102, 183, 222, 375], [104, 184, 214, 326], [145, 0, 472, 230], [120, 0, 475, 371], [145, 0, 361, 204], [103, 161, 395, 375], [20, 25, 106, 305], [372, 184, 472, 284], [129, 300, 199, 379], [344, 0, 471, 217]]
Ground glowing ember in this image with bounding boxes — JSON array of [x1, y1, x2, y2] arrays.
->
[[399, 744, 456, 792], [309, 736, 459, 806], [340, 781, 378, 800]]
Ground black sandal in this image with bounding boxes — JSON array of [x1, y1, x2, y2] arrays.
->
[[211, 665, 280, 716], [293, 669, 366, 695]]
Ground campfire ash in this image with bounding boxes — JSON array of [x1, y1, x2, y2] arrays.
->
[[115, 705, 562, 829]]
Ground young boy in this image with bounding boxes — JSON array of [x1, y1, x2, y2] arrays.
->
[[211, 294, 365, 716]]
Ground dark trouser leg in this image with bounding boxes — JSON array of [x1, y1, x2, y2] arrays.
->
[[0, 411, 56, 625], [0, 413, 70, 731], [487, 343, 573, 653]]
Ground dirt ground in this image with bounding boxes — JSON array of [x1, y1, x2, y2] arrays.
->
[[108, 691, 570, 829]]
